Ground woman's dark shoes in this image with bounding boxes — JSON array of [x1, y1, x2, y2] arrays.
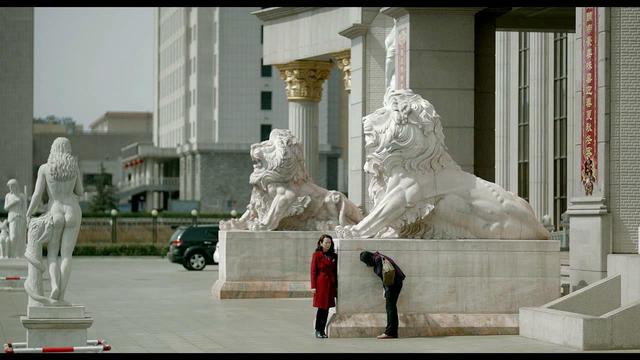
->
[[315, 331, 328, 338]]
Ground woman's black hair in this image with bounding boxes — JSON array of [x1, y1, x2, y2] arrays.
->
[[315, 234, 335, 255], [359, 250, 375, 267]]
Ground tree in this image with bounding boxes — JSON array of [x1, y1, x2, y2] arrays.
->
[[89, 163, 118, 213]]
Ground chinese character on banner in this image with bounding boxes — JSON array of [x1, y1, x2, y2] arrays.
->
[[581, 7, 598, 196]]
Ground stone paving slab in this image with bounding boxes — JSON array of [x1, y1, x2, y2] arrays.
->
[[0, 257, 637, 353]]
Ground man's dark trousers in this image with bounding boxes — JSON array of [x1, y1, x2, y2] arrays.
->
[[384, 282, 403, 337]]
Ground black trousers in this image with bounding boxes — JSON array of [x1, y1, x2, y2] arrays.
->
[[384, 282, 403, 336], [315, 308, 329, 333]]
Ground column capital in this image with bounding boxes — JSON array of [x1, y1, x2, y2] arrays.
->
[[332, 50, 351, 94], [276, 60, 333, 102]]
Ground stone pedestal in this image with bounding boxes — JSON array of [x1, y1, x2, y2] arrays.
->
[[328, 238, 560, 337], [212, 230, 333, 299], [20, 305, 93, 348], [567, 196, 610, 291], [0, 258, 27, 291]]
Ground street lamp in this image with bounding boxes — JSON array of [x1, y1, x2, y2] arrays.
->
[[110, 209, 118, 244], [151, 209, 159, 245], [191, 209, 199, 226], [230, 209, 238, 218]]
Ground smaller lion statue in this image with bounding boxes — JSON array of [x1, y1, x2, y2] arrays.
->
[[336, 89, 550, 240], [220, 129, 363, 231]]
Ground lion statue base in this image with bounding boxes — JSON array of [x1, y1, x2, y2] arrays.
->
[[336, 88, 549, 240], [220, 129, 363, 231]]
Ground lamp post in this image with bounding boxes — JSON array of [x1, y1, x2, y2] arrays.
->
[[191, 209, 198, 227], [151, 209, 158, 245], [110, 209, 118, 244]]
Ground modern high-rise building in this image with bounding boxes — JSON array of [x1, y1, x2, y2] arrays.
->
[[119, 7, 344, 212], [0, 7, 34, 197]]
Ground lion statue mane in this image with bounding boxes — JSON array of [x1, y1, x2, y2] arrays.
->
[[336, 89, 549, 240], [220, 129, 363, 231]]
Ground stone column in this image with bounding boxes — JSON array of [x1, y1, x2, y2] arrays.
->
[[382, 7, 483, 174], [528, 32, 550, 220], [179, 156, 186, 200], [568, 7, 612, 291], [339, 24, 369, 209], [277, 60, 333, 182], [494, 31, 511, 189], [333, 50, 351, 94], [333, 50, 351, 195]]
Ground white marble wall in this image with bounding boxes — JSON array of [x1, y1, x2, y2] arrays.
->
[[336, 238, 560, 314], [213, 230, 335, 298]]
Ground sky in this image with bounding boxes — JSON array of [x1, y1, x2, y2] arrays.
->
[[34, 7, 154, 129]]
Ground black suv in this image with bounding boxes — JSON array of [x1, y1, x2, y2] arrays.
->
[[167, 225, 218, 271]]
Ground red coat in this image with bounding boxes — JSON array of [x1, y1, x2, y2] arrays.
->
[[310, 251, 337, 309]]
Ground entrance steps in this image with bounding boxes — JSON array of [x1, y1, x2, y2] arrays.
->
[[519, 273, 640, 350]]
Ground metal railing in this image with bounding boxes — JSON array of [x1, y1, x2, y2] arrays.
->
[[117, 177, 179, 192]]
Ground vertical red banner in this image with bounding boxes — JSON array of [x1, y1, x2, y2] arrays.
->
[[581, 7, 598, 196]]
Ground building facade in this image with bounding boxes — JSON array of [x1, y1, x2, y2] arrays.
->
[[257, 7, 640, 293], [119, 7, 343, 213], [90, 111, 152, 134], [0, 7, 33, 196], [34, 132, 151, 211]]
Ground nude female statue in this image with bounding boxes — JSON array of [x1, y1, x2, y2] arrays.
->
[[26, 137, 83, 305], [5, 178, 28, 258]]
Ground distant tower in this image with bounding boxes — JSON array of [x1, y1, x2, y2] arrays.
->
[[0, 8, 34, 195]]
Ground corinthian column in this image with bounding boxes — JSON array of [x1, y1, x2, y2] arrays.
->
[[277, 60, 333, 182], [333, 50, 351, 94]]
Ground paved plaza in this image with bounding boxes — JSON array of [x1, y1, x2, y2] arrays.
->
[[0, 257, 636, 353]]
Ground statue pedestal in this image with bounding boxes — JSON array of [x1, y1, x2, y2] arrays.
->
[[328, 238, 561, 337], [20, 305, 93, 347], [0, 258, 27, 291], [212, 230, 333, 299]]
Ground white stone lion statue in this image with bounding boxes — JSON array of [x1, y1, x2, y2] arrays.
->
[[336, 89, 550, 240], [219, 129, 363, 231]]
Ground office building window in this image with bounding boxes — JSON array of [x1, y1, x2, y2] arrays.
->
[[261, 58, 272, 77], [260, 25, 263, 44], [553, 32, 568, 230], [260, 124, 272, 141], [261, 91, 272, 110], [518, 32, 530, 202]]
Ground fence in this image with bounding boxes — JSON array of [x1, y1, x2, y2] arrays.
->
[[77, 217, 221, 246]]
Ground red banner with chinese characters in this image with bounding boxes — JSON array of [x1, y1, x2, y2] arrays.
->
[[581, 7, 598, 196]]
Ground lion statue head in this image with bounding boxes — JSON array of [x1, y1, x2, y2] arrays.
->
[[363, 89, 458, 181], [249, 129, 309, 190]]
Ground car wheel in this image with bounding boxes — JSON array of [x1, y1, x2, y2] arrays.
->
[[185, 252, 206, 271]]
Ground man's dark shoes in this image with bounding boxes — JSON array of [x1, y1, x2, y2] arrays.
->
[[315, 331, 328, 338], [377, 333, 397, 339]]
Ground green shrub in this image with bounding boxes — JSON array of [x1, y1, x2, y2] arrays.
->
[[43, 244, 169, 257]]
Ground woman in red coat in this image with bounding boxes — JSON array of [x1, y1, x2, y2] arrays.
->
[[310, 234, 337, 338]]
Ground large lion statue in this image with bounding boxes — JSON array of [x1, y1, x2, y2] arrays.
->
[[220, 129, 363, 231], [336, 89, 550, 240]]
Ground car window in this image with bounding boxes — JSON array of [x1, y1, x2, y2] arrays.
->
[[170, 228, 185, 241], [205, 228, 219, 239]]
